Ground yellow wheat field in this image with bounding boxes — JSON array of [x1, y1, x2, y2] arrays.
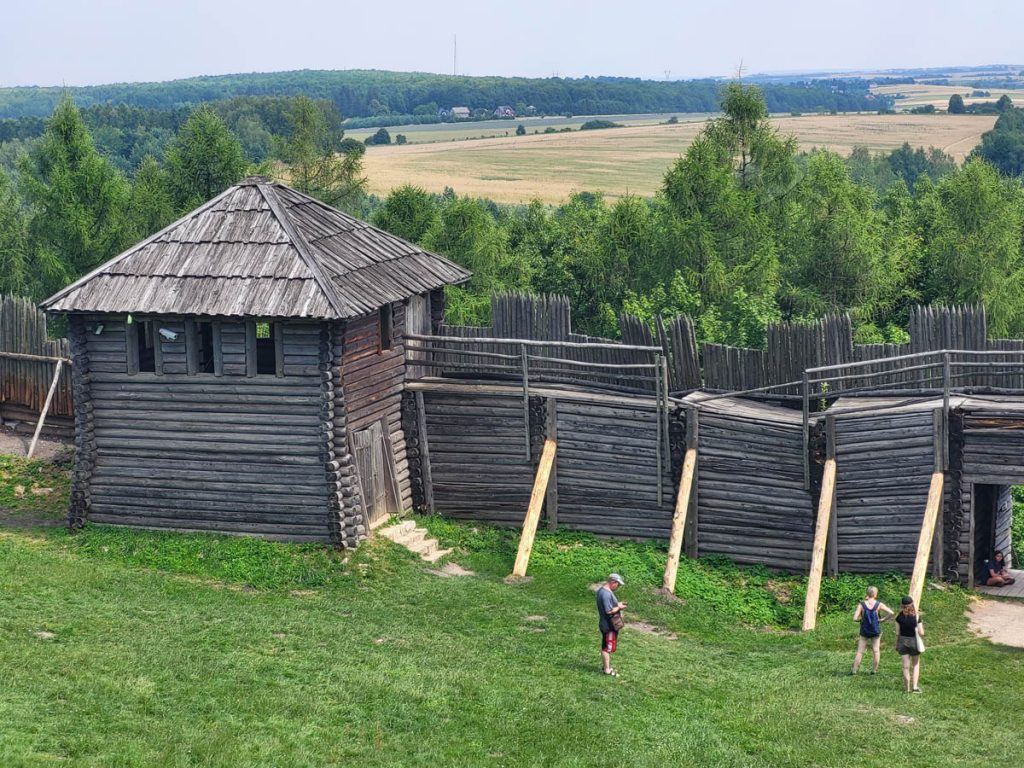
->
[[360, 114, 997, 204]]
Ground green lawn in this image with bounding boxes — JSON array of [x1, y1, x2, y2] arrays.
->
[[0, 457, 1021, 767]]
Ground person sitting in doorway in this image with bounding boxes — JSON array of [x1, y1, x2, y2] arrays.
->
[[983, 550, 1016, 587]]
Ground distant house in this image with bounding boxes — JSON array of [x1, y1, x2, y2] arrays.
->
[[493, 105, 515, 119], [451, 107, 471, 120]]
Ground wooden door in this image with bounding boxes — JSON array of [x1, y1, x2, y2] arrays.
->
[[406, 293, 431, 380], [353, 421, 393, 528]]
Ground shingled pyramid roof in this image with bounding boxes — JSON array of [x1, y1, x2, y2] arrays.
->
[[41, 177, 471, 319]]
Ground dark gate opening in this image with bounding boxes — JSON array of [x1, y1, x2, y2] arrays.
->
[[973, 484, 1014, 585]]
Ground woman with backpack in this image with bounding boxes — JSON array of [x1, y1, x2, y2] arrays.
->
[[852, 586, 895, 675], [895, 595, 925, 693]]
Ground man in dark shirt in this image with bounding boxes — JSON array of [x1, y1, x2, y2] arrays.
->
[[596, 573, 626, 676]]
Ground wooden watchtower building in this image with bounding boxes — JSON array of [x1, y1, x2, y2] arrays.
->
[[41, 176, 469, 546]]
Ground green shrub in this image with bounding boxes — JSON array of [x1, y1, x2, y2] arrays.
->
[[579, 119, 622, 130]]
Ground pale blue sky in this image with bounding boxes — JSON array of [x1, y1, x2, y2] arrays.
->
[[1, 0, 1020, 87]]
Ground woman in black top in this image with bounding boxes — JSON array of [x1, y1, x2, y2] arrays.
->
[[895, 595, 924, 693]]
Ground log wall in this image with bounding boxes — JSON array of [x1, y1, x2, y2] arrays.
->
[[341, 302, 412, 512], [833, 409, 938, 574], [79, 315, 331, 541], [995, 485, 1014, 568], [693, 400, 815, 571], [958, 404, 1024, 577], [415, 390, 539, 524], [553, 398, 673, 538]]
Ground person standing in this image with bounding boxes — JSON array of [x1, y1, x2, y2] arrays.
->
[[852, 586, 895, 674], [596, 573, 627, 677], [895, 595, 924, 693]]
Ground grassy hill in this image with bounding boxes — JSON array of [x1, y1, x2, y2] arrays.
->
[[0, 455, 1020, 766]]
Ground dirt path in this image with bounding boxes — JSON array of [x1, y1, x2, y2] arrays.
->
[[967, 599, 1024, 648], [0, 428, 69, 461]]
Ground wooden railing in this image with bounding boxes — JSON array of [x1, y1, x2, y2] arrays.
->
[[404, 333, 665, 395]]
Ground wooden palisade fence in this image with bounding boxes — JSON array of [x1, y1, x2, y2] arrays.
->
[[0, 294, 73, 425]]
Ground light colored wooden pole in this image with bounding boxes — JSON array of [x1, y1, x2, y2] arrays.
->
[[802, 457, 836, 631], [511, 438, 557, 578], [27, 359, 63, 460], [909, 471, 945, 607], [662, 448, 697, 593]]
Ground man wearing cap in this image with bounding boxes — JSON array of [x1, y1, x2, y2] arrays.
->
[[597, 573, 627, 676]]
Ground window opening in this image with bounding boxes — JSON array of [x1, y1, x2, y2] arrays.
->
[[379, 306, 393, 352], [256, 321, 277, 374], [196, 321, 215, 374], [138, 320, 156, 372]]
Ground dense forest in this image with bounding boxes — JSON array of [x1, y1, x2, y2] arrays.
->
[[3, 83, 1024, 353], [0, 69, 886, 120]]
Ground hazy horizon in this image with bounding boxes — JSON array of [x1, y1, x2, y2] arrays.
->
[[2, 0, 1022, 89]]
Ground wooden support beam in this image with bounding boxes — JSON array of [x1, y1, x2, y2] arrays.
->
[[520, 344, 531, 461], [931, 408, 944, 579], [545, 398, 558, 531], [909, 471, 944, 607], [802, 456, 836, 631], [685, 408, 699, 559], [511, 438, 557, 578], [655, 354, 663, 506], [245, 321, 257, 378], [27, 360, 63, 460], [211, 321, 223, 377], [414, 391, 434, 514], [662, 447, 697, 593], [825, 415, 839, 578]]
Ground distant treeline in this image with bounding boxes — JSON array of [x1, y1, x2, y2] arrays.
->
[[0, 69, 888, 121], [0, 96, 340, 172], [4, 84, 1024, 355]]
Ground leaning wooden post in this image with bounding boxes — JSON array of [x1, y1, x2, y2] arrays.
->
[[27, 359, 63, 460], [663, 445, 697, 593], [909, 472, 945, 608], [511, 438, 557, 578], [802, 453, 837, 631]]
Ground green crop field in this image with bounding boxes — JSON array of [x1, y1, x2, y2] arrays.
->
[[0, 454, 1020, 767]]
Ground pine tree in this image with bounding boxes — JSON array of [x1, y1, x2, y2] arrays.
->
[[128, 155, 176, 238], [275, 97, 366, 211], [164, 105, 246, 211], [0, 169, 29, 296], [18, 95, 131, 299]]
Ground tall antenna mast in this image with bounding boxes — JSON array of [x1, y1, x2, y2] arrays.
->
[[453, 34, 457, 76]]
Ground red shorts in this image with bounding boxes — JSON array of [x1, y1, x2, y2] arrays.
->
[[602, 631, 617, 653]]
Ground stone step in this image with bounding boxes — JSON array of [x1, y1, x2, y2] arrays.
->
[[378, 520, 451, 564], [394, 527, 428, 549], [421, 547, 453, 564]]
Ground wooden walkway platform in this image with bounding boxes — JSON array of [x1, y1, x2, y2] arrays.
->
[[976, 569, 1024, 599]]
